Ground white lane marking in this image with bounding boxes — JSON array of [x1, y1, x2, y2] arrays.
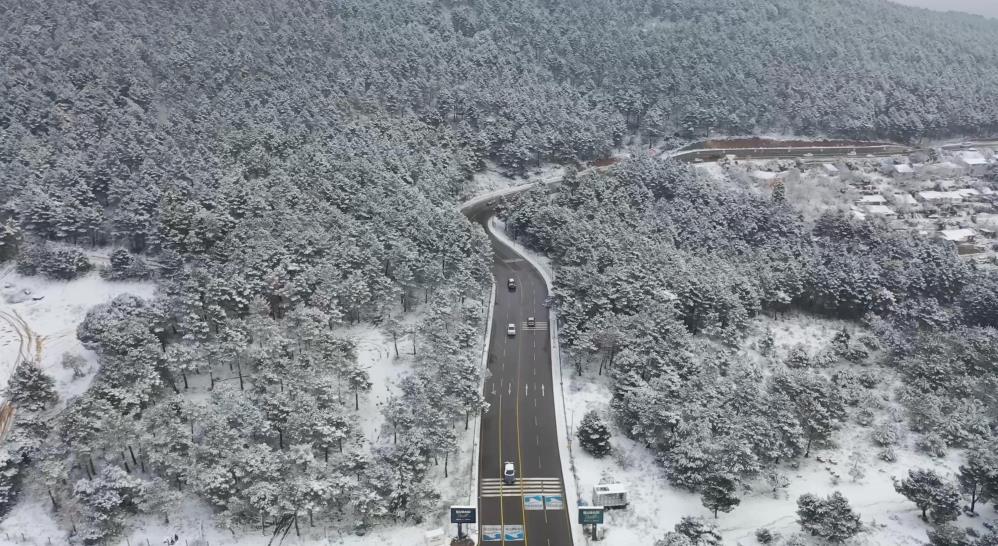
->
[[541, 384, 545, 397], [525, 384, 529, 397], [508, 383, 512, 396]]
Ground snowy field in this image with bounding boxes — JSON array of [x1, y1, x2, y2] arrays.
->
[[562, 313, 996, 545], [0, 267, 157, 401], [0, 267, 485, 546]]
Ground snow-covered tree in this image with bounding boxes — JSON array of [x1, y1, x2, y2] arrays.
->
[[894, 469, 961, 524], [796, 491, 862, 543], [577, 410, 612, 457], [6, 361, 58, 412], [701, 474, 740, 518]]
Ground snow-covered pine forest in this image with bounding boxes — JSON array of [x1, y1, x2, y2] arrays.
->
[[2, 0, 998, 544], [499, 158, 998, 544]]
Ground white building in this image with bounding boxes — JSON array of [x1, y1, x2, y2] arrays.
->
[[858, 195, 887, 205], [955, 151, 990, 176], [891, 164, 915, 178], [822, 163, 839, 175], [749, 170, 785, 183], [865, 204, 896, 216], [916, 189, 980, 204], [924, 161, 965, 178]]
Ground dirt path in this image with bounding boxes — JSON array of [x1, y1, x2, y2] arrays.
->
[[0, 309, 43, 371]]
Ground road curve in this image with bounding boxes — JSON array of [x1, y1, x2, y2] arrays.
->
[[457, 140, 919, 544]]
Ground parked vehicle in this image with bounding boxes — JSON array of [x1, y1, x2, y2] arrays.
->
[[592, 483, 629, 509]]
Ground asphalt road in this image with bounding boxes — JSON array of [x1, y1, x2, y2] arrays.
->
[[670, 143, 912, 163], [464, 204, 574, 546]]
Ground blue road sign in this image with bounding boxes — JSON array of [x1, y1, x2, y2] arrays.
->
[[504, 524, 525, 541], [523, 494, 544, 510], [482, 525, 502, 541], [544, 494, 565, 510]]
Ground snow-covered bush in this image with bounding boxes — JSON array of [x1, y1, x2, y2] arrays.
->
[[918, 433, 948, 458], [755, 527, 776, 544]]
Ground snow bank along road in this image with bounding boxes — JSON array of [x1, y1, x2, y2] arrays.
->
[[464, 200, 574, 546]]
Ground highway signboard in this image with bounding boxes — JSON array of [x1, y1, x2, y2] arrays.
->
[[524, 494, 544, 510], [482, 525, 502, 541], [503, 525, 525, 541], [544, 494, 564, 510], [579, 506, 605, 525], [450, 506, 477, 524]]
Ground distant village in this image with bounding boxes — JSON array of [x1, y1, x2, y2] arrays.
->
[[719, 145, 998, 265]]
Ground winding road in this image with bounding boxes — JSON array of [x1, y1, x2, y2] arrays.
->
[[464, 201, 574, 546]]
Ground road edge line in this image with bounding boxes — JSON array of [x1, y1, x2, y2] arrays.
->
[[486, 216, 587, 546], [470, 279, 496, 540]]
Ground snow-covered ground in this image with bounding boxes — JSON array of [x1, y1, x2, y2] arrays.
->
[[562, 313, 997, 545], [0, 268, 157, 401], [460, 163, 565, 203]]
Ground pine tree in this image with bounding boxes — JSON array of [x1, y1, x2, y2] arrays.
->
[[7, 361, 58, 412], [701, 474, 740, 518], [958, 440, 998, 514], [894, 469, 961, 524], [576, 410, 612, 457], [796, 492, 862, 543]]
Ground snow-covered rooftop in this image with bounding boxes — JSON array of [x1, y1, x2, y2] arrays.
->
[[918, 189, 979, 201], [865, 204, 896, 215], [956, 151, 989, 165], [892, 164, 914, 174], [858, 195, 886, 204], [940, 228, 978, 242], [749, 170, 783, 181]]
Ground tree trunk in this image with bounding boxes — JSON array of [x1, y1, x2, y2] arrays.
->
[[392, 333, 399, 357], [128, 445, 137, 465]]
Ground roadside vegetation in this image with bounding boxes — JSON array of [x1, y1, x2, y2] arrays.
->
[[501, 157, 998, 543]]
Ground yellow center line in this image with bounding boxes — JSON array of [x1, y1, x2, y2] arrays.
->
[[516, 316, 529, 546]]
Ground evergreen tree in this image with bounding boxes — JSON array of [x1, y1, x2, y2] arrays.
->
[[701, 474, 740, 518], [6, 361, 58, 412], [894, 469, 961, 524], [958, 440, 998, 514], [796, 492, 862, 544], [577, 410, 612, 457]]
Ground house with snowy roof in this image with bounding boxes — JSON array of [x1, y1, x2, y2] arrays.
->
[[955, 151, 990, 176]]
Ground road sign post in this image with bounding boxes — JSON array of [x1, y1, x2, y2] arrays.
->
[[450, 505, 476, 539], [579, 506, 605, 541]]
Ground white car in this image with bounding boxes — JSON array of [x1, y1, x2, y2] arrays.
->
[[507, 323, 516, 336], [504, 461, 515, 484], [526, 317, 536, 327]]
